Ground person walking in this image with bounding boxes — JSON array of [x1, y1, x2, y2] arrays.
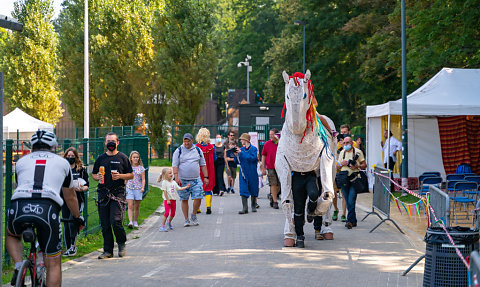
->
[[158, 168, 190, 232], [172, 133, 209, 227], [196, 128, 216, 214], [126, 151, 146, 229], [62, 147, 89, 257], [337, 136, 366, 229], [92, 132, 133, 259], [225, 140, 238, 193], [235, 133, 259, 214], [213, 134, 227, 196], [261, 128, 280, 209]]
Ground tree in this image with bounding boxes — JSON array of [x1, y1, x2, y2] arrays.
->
[[57, 0, 156, 126], [154, 0, 218, 124], [1, 0, 63, 124], [213, 0, 282, 111]]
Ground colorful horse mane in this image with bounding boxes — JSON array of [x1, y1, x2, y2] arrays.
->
[[281, 72, 319, 143]]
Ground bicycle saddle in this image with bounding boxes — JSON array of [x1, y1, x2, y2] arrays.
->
[[22, 225, 36, 243]]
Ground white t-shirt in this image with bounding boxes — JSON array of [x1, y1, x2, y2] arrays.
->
[[12, 151, 73, 206], [159, 180, 181, 201], [382, 136, 402, 163]]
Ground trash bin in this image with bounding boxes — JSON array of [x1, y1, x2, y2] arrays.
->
[[423, 227, 479, 287]]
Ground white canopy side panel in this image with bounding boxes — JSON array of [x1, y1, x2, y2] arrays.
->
[[367, 117, 383, 169], [407, 117, 446, 178]]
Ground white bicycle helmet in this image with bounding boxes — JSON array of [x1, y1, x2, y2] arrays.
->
[[31, 130, 58, 148]]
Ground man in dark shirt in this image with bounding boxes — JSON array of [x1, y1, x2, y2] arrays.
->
[[92, 132, 133, 259]]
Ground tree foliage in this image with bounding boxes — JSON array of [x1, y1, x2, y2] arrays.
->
[[57, 0, 156, 126], [1, 0, 63, 124], [260, 0, 480, 127], [154, 0, 218, 124]]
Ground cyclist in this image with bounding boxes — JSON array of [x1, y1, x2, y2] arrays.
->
[[6, 130, 84, 287]]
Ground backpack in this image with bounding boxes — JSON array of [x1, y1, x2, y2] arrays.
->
[[456, 163, 472, 174], [177, 146, 202, 160]]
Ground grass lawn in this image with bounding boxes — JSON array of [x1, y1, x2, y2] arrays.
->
[[391, 191, 423, 204], [2, 185, 163, 284], [148, 158, 172, 167]]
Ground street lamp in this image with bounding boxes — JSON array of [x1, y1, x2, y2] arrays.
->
[[0, 13, 24, 280], [237, 55, 252, 104], [294, 20, 306, 74]]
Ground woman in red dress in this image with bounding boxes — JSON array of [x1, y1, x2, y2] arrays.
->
[[196, 128, 216, 214]]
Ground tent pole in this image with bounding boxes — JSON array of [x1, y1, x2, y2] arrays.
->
[[387, 111, 391, 171]]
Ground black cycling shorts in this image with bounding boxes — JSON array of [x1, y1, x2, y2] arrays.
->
[[8, 199, 62, 257]]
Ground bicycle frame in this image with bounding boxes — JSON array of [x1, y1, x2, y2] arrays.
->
[[16, 225, 46, 287]]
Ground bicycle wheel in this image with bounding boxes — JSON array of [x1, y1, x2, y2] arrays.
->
[[16, 259, 34, 287]]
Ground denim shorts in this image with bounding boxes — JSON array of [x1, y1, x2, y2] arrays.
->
[[126, 188, 143, 201], [178, 178, 204, 200]]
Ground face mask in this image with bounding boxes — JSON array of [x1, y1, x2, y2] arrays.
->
[[67, 157, 76, 165], [344, 144, 352, 151], [216, 138, 222, 143], [106, 141, 117, 151]]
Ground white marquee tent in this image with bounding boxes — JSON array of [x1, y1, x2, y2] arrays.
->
[[3, 108, 54, 140], [366, 68, 480, 178]]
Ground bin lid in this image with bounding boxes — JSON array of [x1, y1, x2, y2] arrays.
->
[[425, 227, 479, 245]]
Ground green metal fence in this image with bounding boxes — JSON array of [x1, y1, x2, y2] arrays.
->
[[2, 135, 149, 263], [73, 126, 135, 139]]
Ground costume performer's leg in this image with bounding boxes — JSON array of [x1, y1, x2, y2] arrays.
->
[[276, 155, 295, 240], [205, 191, 213, 214], [292, 173, 318, 237]]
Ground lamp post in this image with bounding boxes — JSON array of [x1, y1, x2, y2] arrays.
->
[[294, 20, 306, 74], [0, 14, 24, 279], [237, 55, 252, 104], [84, 0, 89, 139], [401, 0, 408, 186]]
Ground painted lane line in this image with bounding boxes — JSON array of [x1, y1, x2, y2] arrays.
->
[[142, 266, 167, 278], [216, 217, 222, 224], [214, 228, 221, 238]]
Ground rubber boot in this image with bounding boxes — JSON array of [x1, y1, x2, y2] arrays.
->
[[238, 196, 248, 214], [205, 194, 212, 214], [251, 196, 257, 212]]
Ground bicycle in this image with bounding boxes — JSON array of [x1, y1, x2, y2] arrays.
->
[[14, 218, 74, 287], [13, 223, 46, 287]]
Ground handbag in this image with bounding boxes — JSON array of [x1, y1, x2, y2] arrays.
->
[[335, 171, 349, 189], [350, 172, 369, 193]]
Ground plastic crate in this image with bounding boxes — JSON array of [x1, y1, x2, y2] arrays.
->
[[423, 227, 479, 287]]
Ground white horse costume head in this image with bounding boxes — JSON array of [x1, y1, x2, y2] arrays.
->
[[282, 70, 316, 141]]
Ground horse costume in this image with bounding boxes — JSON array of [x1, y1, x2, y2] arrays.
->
[[275, 70, 336, 247]]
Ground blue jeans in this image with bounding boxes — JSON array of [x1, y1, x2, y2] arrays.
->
[[341, 185, 357, 224]]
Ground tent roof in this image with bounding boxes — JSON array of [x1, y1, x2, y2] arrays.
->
[[3, 108, 54, 133], [366, 68, 480, 117]]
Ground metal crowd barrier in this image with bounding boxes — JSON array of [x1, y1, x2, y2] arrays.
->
[[470, 251, 480, 286], [362, 166, 404, 233], [429, 185, 450, 227]]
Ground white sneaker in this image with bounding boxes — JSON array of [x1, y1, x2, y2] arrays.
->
[[191, 215, 199, 226], [128, 222, 133, 228], [184, 219, 191, 227], [133, 221, 139, 228]]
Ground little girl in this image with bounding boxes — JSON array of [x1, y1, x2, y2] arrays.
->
[[126, 151, 146, 228], [157, 168, 190, 232]]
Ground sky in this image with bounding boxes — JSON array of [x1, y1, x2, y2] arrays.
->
[[0, 0, 63, 19]]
